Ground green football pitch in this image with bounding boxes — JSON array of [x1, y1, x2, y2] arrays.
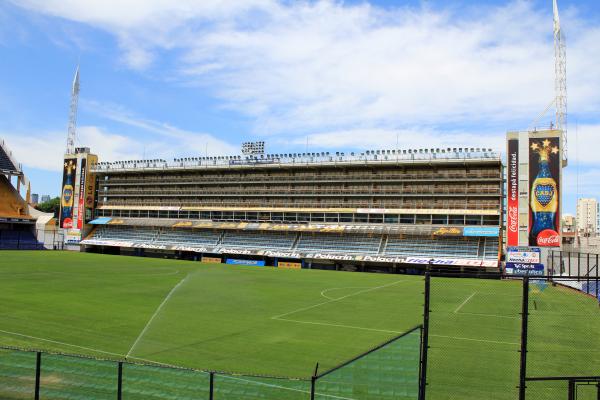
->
[[0, 251, 598, 400]]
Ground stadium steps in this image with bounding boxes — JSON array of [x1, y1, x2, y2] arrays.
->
[[477, 238, 485, 258], [290, 233, 301, 250], [378, 235, 388, 254]]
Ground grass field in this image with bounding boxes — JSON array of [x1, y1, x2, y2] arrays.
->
[[0, 251, 599, 399]]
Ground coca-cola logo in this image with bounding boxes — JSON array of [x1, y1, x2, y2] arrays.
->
[[508, 206, 518, 233], [537, 229, 560, 246]]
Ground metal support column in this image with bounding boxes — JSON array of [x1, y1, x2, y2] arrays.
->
[[519, 277, 530, 400], [34, 352, 41, 400], [117, 361, 123, 400], [419, 271, 431, 400]]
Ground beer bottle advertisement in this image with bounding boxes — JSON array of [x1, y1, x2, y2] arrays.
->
[[528, 137, 560, 247], [59, 159, 76, 229]]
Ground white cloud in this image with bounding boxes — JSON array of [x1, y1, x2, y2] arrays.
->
[[1, 117, 237, 172], [10, 1, 600, 151], [288, 128, 505, 153]]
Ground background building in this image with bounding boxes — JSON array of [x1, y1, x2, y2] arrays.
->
[[31, 193, 39, 205], [576, 198, 599, 237]]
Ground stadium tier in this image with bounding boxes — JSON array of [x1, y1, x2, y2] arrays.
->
[[83, 148, 503, 272]]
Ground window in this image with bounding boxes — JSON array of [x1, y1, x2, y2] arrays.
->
[[400, 214, 415, 224], [465, 216, 481, 225], [432, 215, 448, 225], [369, 214, 383, 223], [416, 214, 431, 224], [449, 215, 465, 225], [340, 213, 353, 223], [384, 214, 399, 224]]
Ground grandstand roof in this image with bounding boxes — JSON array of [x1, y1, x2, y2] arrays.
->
[[91, 147, 501, 173], [0, 139, 21, 174]]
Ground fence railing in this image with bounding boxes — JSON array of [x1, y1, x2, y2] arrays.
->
[[0, 325, 422, 400]]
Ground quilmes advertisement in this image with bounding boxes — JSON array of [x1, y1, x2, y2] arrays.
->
[[507, 138, 519, 246], [529, 136, 561, 247], [59, 158, 77, 229]]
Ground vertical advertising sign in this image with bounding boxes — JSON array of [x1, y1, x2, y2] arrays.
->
[[529, 136, 561, 247], [85, 155, 97, 209], [59, 158, 77, 229], [77, 157, 87, 229], [507, 139, 519, 246]]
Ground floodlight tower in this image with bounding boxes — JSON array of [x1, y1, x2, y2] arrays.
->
[[66, 65, 80, 155], [553, 0, 568, 166]]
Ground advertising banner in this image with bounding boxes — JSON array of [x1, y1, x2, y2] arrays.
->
[[278, 262, 302, 269], [201, 257, 222, 263], [59, 158, 77, 229], [432, 227, 463, 236], [529, 136, 561, 247], [84, 154, 97, 210], [226, 259, 265, 266], [506, 247, 541, 263], [507, 137, 519, 246], [463, 227, 500, 237], [505, 262, 544, 276], [404, 257, 498, 268], [77, 157, 86, 229]]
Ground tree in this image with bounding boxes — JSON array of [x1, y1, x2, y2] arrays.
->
[[35, 197, 61, 218]]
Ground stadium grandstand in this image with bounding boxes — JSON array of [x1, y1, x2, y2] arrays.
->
[[0, 138, 56, 250], [82, 146, 503, 272]]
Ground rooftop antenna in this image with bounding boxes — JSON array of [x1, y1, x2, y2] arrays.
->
[[66, 63, 80, 155], [554, 0, 567, 166]]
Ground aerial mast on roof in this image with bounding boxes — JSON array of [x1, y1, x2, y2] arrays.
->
[[553, 0, 567, 166], [66, 64, 80, 155]]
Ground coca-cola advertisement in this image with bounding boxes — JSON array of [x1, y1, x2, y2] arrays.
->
[[507, 139, 519, 246], [528, 136, 560, 247]]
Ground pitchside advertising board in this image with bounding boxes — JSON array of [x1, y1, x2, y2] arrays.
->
[[505, 247, 543, 276]]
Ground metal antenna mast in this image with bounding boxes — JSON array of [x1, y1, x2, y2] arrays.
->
[[66, 64, 80, 155], [553, 0, 567, 166]]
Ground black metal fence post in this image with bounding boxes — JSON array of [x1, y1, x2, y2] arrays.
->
[[209, 372, 214, 400], [310, 363, 319, 400], [567, 380, 575, 400], [117, 361, 123, 400], [34, 351, 41, 400], [519, 277, 529, 400], [419, 271, 431, 400]]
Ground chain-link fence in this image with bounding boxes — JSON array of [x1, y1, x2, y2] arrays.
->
[[0, 325, 423, 400], [425, 273, 522, 400]]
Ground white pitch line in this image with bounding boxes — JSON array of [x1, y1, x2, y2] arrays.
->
[[272, 280, 406, 320], [275, 317, 403, 334], [454, 292, 477, 314], [320, 287, 369, 300], [0, 328, 124, 357], [455, 312, 519, 319], [220, 374, 357, 400], [430, 334, 518, 346], [126, 274, 189, 359]]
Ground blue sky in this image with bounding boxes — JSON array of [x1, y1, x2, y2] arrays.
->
[[1, 0, 599, 214]]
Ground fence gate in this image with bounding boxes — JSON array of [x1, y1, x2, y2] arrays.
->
[[524, 377, 600, 400]]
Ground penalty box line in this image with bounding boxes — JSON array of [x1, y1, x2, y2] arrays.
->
[[274, 318, 517, 346], [272, 280, 407, 320], [126, 274, 190, 359]]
